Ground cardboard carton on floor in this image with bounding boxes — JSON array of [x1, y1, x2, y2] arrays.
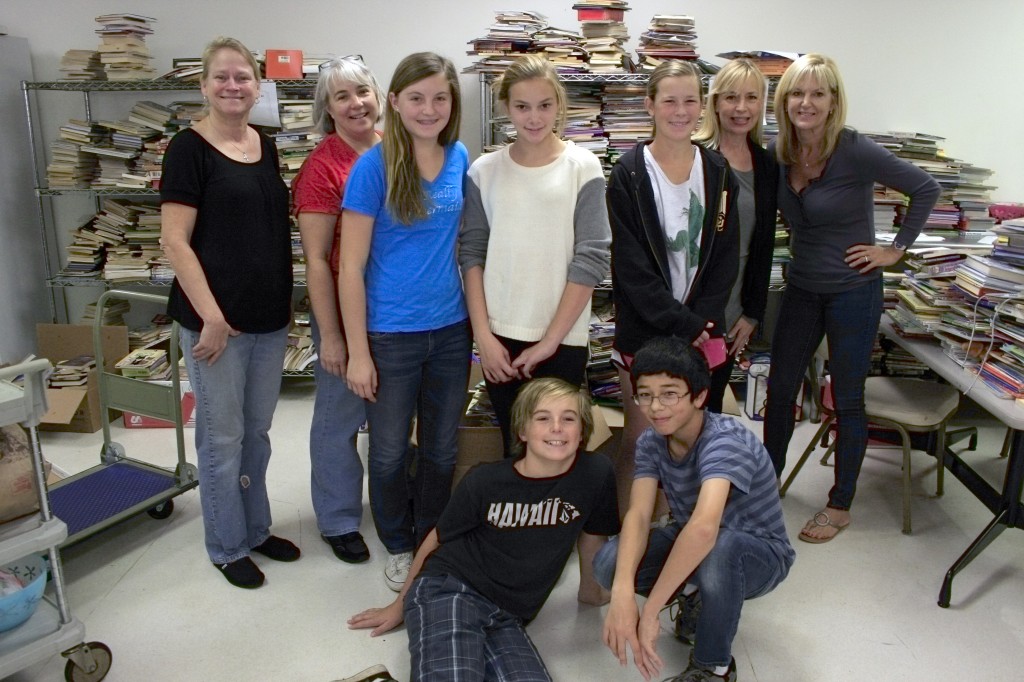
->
[[36, 323, 129, 433]]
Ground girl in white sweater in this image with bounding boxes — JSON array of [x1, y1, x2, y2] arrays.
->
[[459, 54, 611, 457]]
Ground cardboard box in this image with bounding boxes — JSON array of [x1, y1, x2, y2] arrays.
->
[[36, 324, 129, 433], [265, 49, 303, 79], [122, 380, 196, 428]]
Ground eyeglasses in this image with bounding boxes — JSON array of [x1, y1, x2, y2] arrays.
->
[[633, 391, 690, 407], [319, 55, 364, 71]]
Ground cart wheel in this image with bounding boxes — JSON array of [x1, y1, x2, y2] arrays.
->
[[100, 442, 125, 464], [64, 641, 112, 682], [147, 500, 174, 519]]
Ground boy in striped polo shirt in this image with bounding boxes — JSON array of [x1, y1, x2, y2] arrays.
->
[[596, 336, 794, 682]]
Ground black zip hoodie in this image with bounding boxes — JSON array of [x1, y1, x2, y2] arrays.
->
[[607, 140, 740, 355]]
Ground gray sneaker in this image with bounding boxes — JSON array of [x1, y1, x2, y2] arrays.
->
[[662, 656, 736, 682], [670, 590, 702, 644]]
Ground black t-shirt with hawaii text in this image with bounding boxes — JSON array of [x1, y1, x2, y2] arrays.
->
[[422, 453, 619, 623]]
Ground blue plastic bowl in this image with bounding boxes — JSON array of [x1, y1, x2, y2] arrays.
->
[[0, 554, 47, 633]]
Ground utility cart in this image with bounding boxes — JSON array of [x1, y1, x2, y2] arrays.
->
[[48, 290, 199, 546], [0, 358, 111, 681]]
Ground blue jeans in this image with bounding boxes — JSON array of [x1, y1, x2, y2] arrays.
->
[[764, 280, 883, 509], [405, 574, 551, 682], [310, 316, 367, 537], [365, 320, 470, 554], [180, 325, 288, 564], [593, 524, 788, 669]]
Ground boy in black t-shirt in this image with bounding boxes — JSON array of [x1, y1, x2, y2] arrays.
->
[[349, 378, 620, 680]]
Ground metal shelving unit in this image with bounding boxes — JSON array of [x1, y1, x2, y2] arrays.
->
[[23, 79, 316, 378]]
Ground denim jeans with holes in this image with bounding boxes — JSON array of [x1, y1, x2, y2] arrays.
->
[[179, 325, 288, 564], [364, 320, 470, 554], [763, 279, 883, 509]]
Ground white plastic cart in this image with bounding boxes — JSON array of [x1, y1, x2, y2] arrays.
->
[[0, 358, 111, 681]]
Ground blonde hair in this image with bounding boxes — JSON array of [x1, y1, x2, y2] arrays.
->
[[201, 37, 259, 83], [494, 54, 568, 138], [646, 60, 704, 138], [774, 53, 848, 166], [383, 52, 462, 225], [312, 57, 385, 135], [693, 58, 767, 148], [509, 378, 594, 459]]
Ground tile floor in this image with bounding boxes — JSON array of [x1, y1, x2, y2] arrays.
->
[[5, 380, 1024, 681]]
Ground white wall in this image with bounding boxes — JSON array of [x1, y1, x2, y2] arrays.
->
[[3, 0, 1021, 192], [1, 0, 1021, 351]]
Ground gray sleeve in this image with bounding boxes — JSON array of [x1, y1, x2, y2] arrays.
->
[[855, 135, 941, 248], [458, 176, 490, 274], [568, 176, 612, 287]]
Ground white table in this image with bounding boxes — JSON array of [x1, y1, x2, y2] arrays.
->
[[880, 317, 1024, 607]]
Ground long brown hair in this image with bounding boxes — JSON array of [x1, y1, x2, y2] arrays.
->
[[383, 52, 462, 224]]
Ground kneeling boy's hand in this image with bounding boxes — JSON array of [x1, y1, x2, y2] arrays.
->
[[347, 599, 403, 637], [603, 597, 643, 670]]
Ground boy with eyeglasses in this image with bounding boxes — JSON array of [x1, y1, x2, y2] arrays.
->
[[595, 336, 793, 682]]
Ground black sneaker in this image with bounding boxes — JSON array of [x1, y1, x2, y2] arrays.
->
[[671, 590, 702, 645], [664, 656, 737, 682], [252, 535, 301, 562], [322, 532, 370, 563], [332, 664, 398, 682], [214, 557, 265, 589]]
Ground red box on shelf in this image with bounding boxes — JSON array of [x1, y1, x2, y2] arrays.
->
[[577, 8, 625, 21], [265, 49, 303, 79]]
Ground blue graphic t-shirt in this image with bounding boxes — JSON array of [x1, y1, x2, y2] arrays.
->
[[343, 142, 469, 331]]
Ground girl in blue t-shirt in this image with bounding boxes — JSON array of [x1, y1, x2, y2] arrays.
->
[[339, 52, 470, 593]]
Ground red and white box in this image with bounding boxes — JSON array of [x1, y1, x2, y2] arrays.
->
[[122, 380, 196, 429]]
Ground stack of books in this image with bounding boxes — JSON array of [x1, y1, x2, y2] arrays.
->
[[601, 83, 651, 172], [636, 15, 699, 71], [94, 14, 157, 80], [533, 26, 588, 73], [716, 50, 796, 77], [81, 298, 130, 326], [463, 10, 545, 74], [58, 50, 106, 81], [115, 349, 171, 380], [128, 315, 173, 351], [283, 324, 316, 371], [576, 2, 631, 73], [564, 83, 607, 161], [50, 356, 96, 387], [46, 120, 104, 188], [158, 57, 202, 81]]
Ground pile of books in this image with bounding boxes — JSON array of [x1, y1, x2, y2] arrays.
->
[[49, 356, 96, 387], [533, 25, 588, 73], [575, 2, 631, 73], [58, 50, 105, 81], [636, 15, 699, 71], [95, 14, 157, 80], [716, 50, 796, 78], [46, 120, 104, 188], [463, 10, 545, 74], [82, 298, 130, 326], [115, 349, 171, 380], [158, 57, 202, 81], [564, 83, 607, 160], [283, 324, 316, 372], [601, 83, 651, 172], [128, 315, 173, 351]]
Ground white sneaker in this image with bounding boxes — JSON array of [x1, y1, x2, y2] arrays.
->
[[384, 551, 413, 592]]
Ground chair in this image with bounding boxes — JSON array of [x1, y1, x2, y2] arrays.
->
[[779, 341, 963, 534]]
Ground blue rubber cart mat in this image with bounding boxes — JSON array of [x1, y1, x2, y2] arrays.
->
[[49, 462, 178, 538]]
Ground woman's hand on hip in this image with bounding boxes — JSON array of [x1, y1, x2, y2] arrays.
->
[[846, 244, 904, 274]]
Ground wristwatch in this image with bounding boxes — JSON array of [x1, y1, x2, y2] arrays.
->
[[892, 241, 909, 252]]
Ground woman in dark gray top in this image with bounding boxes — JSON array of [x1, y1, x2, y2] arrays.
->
[[762, 54, 940, 543]]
